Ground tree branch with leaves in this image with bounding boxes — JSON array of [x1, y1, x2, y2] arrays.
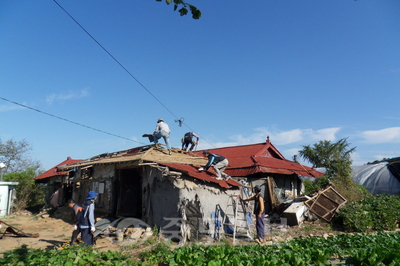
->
[[298, 138, 368, 201], [156, 0, 201, 19]]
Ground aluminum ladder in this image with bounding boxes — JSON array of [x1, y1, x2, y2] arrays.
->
[[220, 194, 253, 244]]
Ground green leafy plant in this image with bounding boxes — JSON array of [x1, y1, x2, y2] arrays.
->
[[0, 244, 135, 266], [334, 194, 400, 232]]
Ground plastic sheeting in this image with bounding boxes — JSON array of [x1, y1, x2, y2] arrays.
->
[[352, 162, 400, 195]]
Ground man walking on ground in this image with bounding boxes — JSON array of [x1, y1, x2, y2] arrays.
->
[[78, 191, 98, 246], [153, 118, 172, 155], [181, 132, 200, 152], [67, 199, 82, 245], [198, 150, 231, 181], [241, 185, 265, 245]]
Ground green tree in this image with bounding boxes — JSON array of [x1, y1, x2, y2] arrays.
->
[[299, 138, 368, 200], [0, 138, 41, 174], [0, 138, 44, 209], [156, 0, 201, 19], [3, 167, 45, 210], [299, 138, 355, 181]]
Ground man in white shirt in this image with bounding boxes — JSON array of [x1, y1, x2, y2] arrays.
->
[[153, 118, 172, 155]]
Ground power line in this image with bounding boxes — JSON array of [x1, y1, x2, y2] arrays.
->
[[0, 97, 145, 145], [53, 0, 177, 120], [52, 0, 215, 148]]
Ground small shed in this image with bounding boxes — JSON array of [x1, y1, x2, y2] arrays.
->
[[34, 156, 82, 206], [0, 181, 18, 217]]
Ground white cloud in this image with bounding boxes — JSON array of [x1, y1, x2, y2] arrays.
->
[[361, 127, 400, 144], [309, 127, 340, 141], [46, 88, 90, 104], [382, 116, 400, 120], [197, 127, 341, 150]]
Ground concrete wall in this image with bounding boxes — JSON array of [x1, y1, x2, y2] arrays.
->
[[68, 163, 302, 240], [140, 165, 242, 240]]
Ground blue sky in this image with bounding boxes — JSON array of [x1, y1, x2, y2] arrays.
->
[[1, 0, 399, 170]]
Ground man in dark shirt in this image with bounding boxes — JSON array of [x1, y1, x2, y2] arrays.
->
[[67, 199, 82, 245], [181, 132, 200, 152], [198, 150, 231, 181], [241, 185, 265, 244]]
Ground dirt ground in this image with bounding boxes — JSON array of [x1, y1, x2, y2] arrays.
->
[[0, 207, 341, 258], [0, 209, 121, 256]]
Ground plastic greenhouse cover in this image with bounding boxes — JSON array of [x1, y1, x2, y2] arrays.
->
[[352, 162, 400, 195]]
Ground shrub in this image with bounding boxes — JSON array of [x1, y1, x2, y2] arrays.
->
[[303, 176, 329, 196], [334, 194, 400, 232]]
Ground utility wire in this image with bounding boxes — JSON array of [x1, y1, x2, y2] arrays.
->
[[0, 97, 146, 145], [53, 0, 177, 120], [53, 0, 215, 148]]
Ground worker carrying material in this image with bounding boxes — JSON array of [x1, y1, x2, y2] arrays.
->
[[181, 132, 200, 152], [198, 150, 231, 181]]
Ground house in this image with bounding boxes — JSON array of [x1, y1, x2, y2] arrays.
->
[[56, 146, 242, 238], [34, 156, 82, 206], [194, 136, 323, 213], [53, 138, 322, 240]]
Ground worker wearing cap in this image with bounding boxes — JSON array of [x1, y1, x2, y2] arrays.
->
[[241, 185, 265, 244], [153, 118, 172, 155], [78, 190, 98, 246], [181, 132, 200, 152], [199, 150, 231, 181]]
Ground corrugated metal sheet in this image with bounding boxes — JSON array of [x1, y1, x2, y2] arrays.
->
[[160, 163, 242, 189], [34, 157, 82, 181]]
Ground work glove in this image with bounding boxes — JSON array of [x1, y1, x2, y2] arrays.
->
[[73, 225, 78, 230], [91, 227, 96, 233]]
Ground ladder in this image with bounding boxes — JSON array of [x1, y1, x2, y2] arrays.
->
[[220, 194, 253, 244]]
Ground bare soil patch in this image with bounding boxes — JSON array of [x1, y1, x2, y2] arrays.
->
[[0, 209, 120, 256]]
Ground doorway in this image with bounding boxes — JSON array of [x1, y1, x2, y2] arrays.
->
[[117, 168, 142, 218]]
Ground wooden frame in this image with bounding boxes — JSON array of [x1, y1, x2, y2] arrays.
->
[[304, 186, 346, 222]]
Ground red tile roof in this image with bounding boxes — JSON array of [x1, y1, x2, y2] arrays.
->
[[193, 139, 323, 178], [34, 157, 82, 181], [160, 163, 242, 188]]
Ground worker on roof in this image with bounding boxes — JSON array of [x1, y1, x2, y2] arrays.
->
[[198, 150, 231, 181], [181, 132, 200, 152], [153, 118, 172, 155]]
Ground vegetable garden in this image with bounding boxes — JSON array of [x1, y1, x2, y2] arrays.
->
[[2, 195, 400, 265], [2, 231, 400, 265]]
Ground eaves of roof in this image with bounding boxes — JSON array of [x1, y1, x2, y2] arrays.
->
[[160, 163, 242, 189], [35, 157, 82, 181], [225, 156, 323, 178], [58, 147, 207, 171]]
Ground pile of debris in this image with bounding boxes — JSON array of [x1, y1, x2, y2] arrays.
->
[[96, 221, 153, 246], [279, 186, 347, 227]]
